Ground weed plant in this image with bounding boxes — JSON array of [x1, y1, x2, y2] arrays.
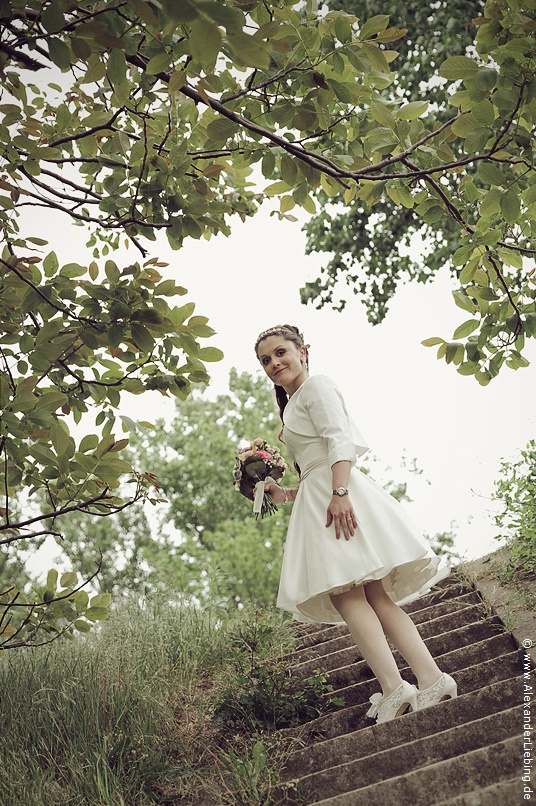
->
[[494, 440, 536, 583], [0, 598, 335, 805]]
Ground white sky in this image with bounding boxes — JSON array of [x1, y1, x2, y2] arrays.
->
[[20, 199, 536, 575]]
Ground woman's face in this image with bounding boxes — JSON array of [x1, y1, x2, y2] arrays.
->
[[257, 335, 307, 394]]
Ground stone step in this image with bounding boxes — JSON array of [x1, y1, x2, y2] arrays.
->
[[283, 662, 521, 780], [434, 777, 519, 805], [289, 706, 520, 803], [283, 651, 523, 744], [408, 591, 483, 626], [310, 734, 520, 806], [296, 629, 514, 687], [292, 604, 491, 665]]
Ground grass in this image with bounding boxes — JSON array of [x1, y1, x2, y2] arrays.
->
[[0, 598, 335, 805]]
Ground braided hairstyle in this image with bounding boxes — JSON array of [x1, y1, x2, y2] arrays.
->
[[254, 324, 309, 426]]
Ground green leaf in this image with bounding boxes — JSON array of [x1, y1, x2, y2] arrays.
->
[[206, 117, 240, 142], [280, 154, 298, 187], [360, 14, 390, 40], [396, 100, 429, 121], [74, 619, 92, 633], [500, 188, 521, 225], [197, 346, 224, 362], [90, 593, 112, 608], [445, 342, 464, 365], [107, 48, 127, 87], [131, 322, 155, 353], [226, 31, 270, 70], [262, 152, 276, 179], [421, 337, 445, 347], [42, 1, 66, 33], [371, 102, 396, 129], [451, 112, 477, 138], [477, 162, 505, 187], [189, 19, 222, 69], [46, 569, 58, 593], [472, 100, 494, 127], [48, 38, 72, 71], [453, 319, 480, 339], [334, 15, 353, 44], [43, 251, 59, 277], [60, 572, 78, 588], [480, 187, 502, 218], [146, 51, 172, 75], [474, 68, 497, 91], [438, 56, 480, 80], [452, 290, 477, 313], [84, 607, 110, 622], [79, 434, 99, 453], [50, 421, 70, 456]]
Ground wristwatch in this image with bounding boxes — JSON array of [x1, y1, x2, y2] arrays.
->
[[332, 487, 349, 496]]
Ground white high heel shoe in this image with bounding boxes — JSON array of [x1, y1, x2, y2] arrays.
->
[[416, 672, 458, 710], [366, 680, 418, 724]]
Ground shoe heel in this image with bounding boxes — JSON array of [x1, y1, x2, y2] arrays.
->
[[406, 686, 418, 713], [441, 676, 457, 701], [396, 683, 418, 717]]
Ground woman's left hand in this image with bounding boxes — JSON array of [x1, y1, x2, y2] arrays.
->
[[326, 495, 358, 541]]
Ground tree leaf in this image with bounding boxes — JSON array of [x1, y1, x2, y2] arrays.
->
[[107, 48, 127, 87], [50, 421, 70, 456], [500, 188, 521, 225], [452, 319, 480, 339], [60, 572, 78, 588], [196, 346, 224, 362], [360, 14, 390, 40], [421, 337, 445, 347], [146, 51, 172, 75], [131, 322, 155, 353], [206, 117, 240, 142], [226, 31, 270, 70], [396, 100, 429, 120], [189, 19, 222, 69], [48, 38, 72, 71], [438, 55, 480, 80]]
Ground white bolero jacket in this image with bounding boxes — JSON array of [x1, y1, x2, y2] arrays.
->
[[282, 375, 369, 469]]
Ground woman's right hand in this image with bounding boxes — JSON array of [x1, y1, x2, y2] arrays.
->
[[259, 482, 288, 505]]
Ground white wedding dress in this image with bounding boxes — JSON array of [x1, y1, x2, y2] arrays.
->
[[277, 375, 449, 623]]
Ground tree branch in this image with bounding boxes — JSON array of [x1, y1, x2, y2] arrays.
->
[[0, 488, 110, 534]]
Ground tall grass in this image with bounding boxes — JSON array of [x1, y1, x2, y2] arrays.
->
[[0, 599, 318, 805]]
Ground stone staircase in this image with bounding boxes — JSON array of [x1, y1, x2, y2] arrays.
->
[[276, 574, 528, 805]]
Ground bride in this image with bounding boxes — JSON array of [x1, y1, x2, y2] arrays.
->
[[250, 323, 457, 724]]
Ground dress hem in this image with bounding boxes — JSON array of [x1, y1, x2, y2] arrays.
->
[[278, 560, 451, 625]]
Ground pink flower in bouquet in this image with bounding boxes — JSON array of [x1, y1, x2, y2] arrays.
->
[[253, 450, 272, 461]]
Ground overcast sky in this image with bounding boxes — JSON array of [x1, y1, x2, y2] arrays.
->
[[21, 196, 536, 573]]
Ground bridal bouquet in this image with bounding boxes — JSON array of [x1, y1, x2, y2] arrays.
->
[[233, 438, 287, 518]]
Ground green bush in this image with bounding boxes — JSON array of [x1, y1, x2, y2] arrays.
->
[[494, 440, 536, 582], [214, 609, 343, 731]]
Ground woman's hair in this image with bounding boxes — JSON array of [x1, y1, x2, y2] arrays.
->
[[254, 324, 309, 424]]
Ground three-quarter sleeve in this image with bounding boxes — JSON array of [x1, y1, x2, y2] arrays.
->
[[301, 376, 358, 468]]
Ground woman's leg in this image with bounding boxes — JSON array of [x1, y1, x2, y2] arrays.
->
[[330, 585, 403, 697], [363, 579, 442, 690]]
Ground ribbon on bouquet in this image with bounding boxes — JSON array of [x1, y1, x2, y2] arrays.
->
[[253, 476, 276, 514]]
